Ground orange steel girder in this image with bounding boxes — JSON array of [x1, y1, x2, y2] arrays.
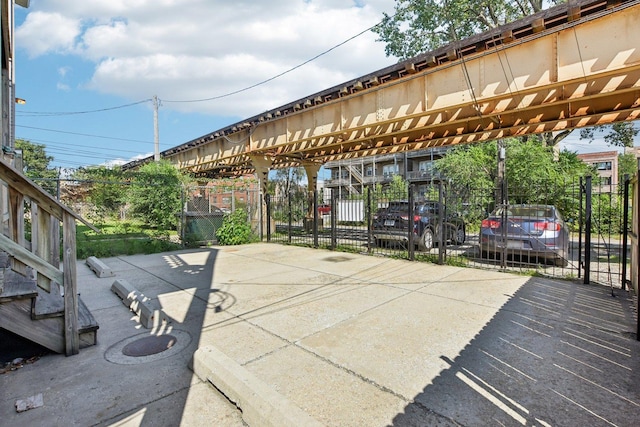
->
[[166, 0, 640, 177]]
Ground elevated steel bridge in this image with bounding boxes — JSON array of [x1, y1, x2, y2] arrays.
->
[[124, 0, 640, 184]]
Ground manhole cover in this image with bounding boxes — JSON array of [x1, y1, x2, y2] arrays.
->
[[323, 256, 353, 263], [105, 330, 191, 365], [122, 335, 177, 357]]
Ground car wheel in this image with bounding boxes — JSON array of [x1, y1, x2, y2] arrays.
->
[[452, 225, 466, 245], [419, 228, 434, 251]]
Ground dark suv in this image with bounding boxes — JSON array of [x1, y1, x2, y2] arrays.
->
[[372, 200, 465, 251]]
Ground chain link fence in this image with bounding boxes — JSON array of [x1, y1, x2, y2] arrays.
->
[[179, 185, 261, 245], [31, 178, 263, 249]]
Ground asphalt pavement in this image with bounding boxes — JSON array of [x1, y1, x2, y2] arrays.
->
[[1, 243, 639, 426]]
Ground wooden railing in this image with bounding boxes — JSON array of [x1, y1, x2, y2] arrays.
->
[[0, 157, 97, 355]]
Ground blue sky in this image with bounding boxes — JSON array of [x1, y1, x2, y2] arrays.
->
[[13, 0, 397, 172], [12, 0, 637, 174]]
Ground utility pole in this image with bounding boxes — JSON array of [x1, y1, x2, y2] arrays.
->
[[153, 95, 160, 161]]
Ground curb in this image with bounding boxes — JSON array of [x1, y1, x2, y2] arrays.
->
[[192, 346, 324, 427]]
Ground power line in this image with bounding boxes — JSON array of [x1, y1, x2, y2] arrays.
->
[[16, 136, 151, 155], [15, 99, 152, 117], [160, 22, 383, 103], [16, 125, 154, 144]]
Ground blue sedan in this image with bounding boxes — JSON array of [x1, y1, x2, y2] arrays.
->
[[480, 204, 569, 267]]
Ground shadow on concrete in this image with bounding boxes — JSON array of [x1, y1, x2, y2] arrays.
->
[[94, 248, 223, 426], [391, 277, 640, 426]]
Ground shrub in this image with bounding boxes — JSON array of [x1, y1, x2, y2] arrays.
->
[[216, 208, 253, 245]]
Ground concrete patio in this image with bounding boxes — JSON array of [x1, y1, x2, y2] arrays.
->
[[1, 243, 639, 426]]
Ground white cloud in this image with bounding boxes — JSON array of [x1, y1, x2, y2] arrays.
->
[[16, 11, 81, 57], [16, 0, 397, 118]]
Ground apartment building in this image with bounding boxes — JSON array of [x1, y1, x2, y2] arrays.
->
[[577, 151, 619, 187], [323, 146, 451, 199]]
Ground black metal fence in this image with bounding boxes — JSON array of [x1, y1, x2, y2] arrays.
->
[[266, 176, 631, 287]]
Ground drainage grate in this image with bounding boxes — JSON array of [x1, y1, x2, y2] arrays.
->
[[122, 335, 177, 357]]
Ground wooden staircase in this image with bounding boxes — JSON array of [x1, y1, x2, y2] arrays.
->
[[0, 157, 99, 356], [0, 253, 98, 353]]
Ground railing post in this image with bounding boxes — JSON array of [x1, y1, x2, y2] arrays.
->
[[62, 212, 79, 356], [8, 186, 24, 247], [33, 204, 53, 292]]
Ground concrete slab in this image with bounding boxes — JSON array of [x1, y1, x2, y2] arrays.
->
[[1, 243, 639, 427], [233, 283, 410, 342]]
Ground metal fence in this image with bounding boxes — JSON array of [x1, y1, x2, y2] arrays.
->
[[49, 174, 633, 289], [266, 176, 632, 287], [52, 179, 263, 245]]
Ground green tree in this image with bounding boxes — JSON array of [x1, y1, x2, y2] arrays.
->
[[73, 166, 127, 222], [15, 139, 58, 196], [580, 122, 639, 149], [435, 138, 590, 222], [374, 0, 552, 60], [618, 152, 637, 187], [127, 160, 187, 229]]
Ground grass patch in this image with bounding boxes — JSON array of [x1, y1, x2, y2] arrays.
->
[[76, 220, 181, 259]]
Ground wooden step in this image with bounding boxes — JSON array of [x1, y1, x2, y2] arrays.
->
[[78, 297, 99, 348], [0, 298, 65, 354], [0, 270, 37, 303], [33, 285, 64, 320], [0, 296, 99, 353]]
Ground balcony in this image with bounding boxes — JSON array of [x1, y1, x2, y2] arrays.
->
[[406, 170, 442, 182]]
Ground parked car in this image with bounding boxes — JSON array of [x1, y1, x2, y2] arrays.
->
[[372, 200, 466, 251], [480, 204, 569, 267]]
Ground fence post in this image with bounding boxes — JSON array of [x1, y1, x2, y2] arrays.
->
[[578, 177, 583, 279], [288, 192, 292, 243], [313, 191, 318, 248], [636, 163, 640, 340], [408, 184, 415, 261], [622, 175, 630, 291], [366, 187, 372, 254], [584, 176, 592, 284], [266, 194, 271, 242], [331, 191, 337, 251], [438, 182, 445, 265], [180, 186, 186, 247]]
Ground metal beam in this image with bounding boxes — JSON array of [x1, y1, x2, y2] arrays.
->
[[124, 0, 640, 178]]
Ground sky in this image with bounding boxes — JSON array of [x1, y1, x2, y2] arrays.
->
[[12, 0, 638, 174]]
